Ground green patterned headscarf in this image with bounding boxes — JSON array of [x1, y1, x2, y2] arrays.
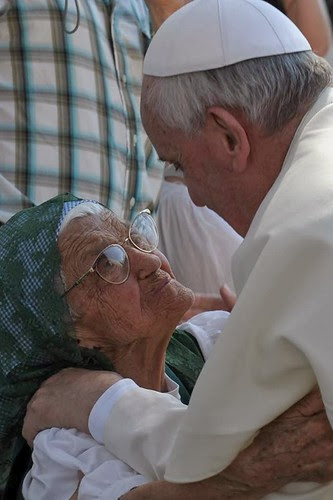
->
[[0, 193, 114, 487]]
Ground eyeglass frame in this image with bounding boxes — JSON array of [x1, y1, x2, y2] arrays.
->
[[61, 209, 158, 297]]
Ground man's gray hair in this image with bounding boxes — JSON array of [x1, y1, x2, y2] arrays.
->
[[144, 51, 333, 135]]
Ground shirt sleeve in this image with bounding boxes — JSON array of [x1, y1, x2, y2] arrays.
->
[[88, 380, 186, 481], [102, 387, 187, 480], [89, 379, 138, 444]]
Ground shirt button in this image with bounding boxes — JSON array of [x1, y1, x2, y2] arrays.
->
[[129, 197, 136, 208]]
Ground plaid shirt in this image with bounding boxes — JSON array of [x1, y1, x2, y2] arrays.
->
[[0, 0, 163, 223]]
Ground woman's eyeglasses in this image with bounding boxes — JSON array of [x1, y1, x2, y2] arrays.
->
[[61, 209, 158, 297]]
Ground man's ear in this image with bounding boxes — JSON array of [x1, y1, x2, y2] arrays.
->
[[208, 106, 250, 173]]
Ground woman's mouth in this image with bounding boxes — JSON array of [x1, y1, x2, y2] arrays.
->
[[154, 276, 172, 293]]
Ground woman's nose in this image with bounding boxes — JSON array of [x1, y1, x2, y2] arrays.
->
[[152, 249, 175, 278], [129, 247, 162, 280]]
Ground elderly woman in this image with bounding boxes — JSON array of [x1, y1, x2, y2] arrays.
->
[[0, 193, 229, 499]]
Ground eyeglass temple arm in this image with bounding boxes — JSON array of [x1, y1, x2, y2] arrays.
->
[[61, 267, 95, 297]]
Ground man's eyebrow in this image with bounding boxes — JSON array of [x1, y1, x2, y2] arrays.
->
[[158, 156, 168, 162]]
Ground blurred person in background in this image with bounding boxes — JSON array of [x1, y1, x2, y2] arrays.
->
[[265, 0, 332, 57]]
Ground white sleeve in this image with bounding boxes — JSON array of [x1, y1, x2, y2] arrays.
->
[[22, 427, 149, 500], [87, 312, 229, 481], [88, 381, 186, 481], [89, 379, 138, 444], [102, 387, 187, 480]]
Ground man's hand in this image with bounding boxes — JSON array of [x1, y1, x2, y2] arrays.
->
[[182, 284, 236, 320], [224, 387, 333, 489], [181, 293, 228, 321], [219, 284, 236, 311], [122, 388, 333, 499], [120, 478, 262, 500], [22, 368, 122, 445]]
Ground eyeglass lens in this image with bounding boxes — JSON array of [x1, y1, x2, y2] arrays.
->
[[129, 212, 158, 252], [95, 244, 129, 284], [96, 212, 158, 284]]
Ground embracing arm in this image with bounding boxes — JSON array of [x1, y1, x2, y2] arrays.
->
[[121, 387, 333, 499], [119, 478, 262, 499], [23, 371, 333, 498], [118, 387, 333, 499]]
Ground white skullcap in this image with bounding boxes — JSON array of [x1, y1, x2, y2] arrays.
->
[[143, 0, 312, 77]]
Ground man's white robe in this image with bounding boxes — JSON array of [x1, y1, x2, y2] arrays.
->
[[94, 88, 333, 499]]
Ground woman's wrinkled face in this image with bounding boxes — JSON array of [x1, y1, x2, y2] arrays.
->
[[58, 210, 194, 349]]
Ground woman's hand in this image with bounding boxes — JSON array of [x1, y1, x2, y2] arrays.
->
[[22, 368, 123, 445]]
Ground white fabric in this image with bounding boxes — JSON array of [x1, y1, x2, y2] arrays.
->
[[89, 379, 138, 445], [164, 88, 333, 492], [157, 174, 242, 293], [143, 0, 311, 77], [100, 88, 333, 499], [22, 428, 149, 500], [23, 311, 228, 499]]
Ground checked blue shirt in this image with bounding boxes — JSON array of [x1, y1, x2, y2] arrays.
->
[[0, 0, 163, 223]]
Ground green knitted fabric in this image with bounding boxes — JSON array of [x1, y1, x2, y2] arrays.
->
[[0, 193, 205, 492], [166, 329, 205, 405], [0, 194, 114, 488]]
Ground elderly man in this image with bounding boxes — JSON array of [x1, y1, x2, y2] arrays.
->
[[23, 0, 333, 498]]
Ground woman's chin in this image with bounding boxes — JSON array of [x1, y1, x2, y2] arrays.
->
[[154, 281, 194, 328], [176, 285, 195, 316]]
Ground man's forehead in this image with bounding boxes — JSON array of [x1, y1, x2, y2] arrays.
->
[[142, 112, 179, 158]]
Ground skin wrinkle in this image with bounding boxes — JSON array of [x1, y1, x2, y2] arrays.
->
[[141, 83, 305, 237], [60, 212, 127, 289], [222, 393, 333, 488], [57, 209, 194, 390]]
